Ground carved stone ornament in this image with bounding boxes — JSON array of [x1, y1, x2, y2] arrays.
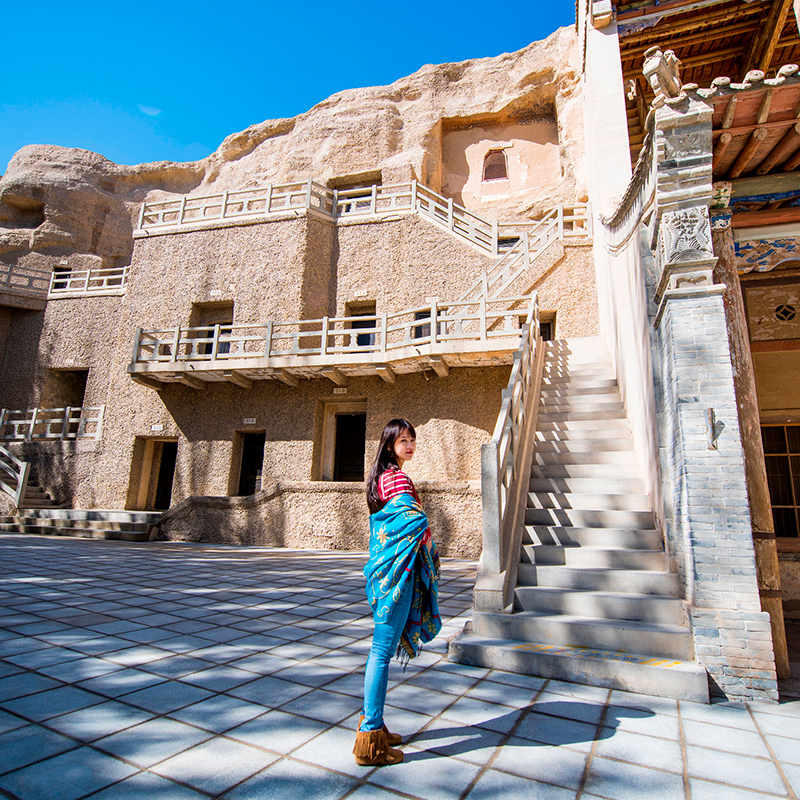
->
[[663, 130, 708, 161], [643, 47, 683, 107], [659, 206, 714, 265]]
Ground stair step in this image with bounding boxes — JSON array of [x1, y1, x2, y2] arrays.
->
[[529, 477, 646, 494], [535, 438, 634, 454], [540, 377, 619, 391], [521, 544, 666, 570], [534, 449, 637, 465], [0, 518, 151, 533], [536, 418, 631, 433], [448, 634, 709, 703], [539, 385, 621, 398], [527, 491, 652, 511], [518, 564, 680, 595], [513, 586, 685, 624], [525, 507, 656, 529], [539, 397, 624, 412], [472, 611, 693, 660], [3, 509, 161, 523], [0, 524, 151, 542], [532, 463, 643, 479], [524, 525, 662, 549], [537, 410, 629, 423]]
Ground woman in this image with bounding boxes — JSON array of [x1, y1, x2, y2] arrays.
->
[[353, 419, 441, 767]]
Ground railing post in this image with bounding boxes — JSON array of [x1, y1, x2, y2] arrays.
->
[[410, 179, 418, 211], [0, 408, 5, 439], [265, 321, 274, 357], [371, 185, 377, 215], [178, 195, 187, 225], [220, 190, 229, 220], [321, 317, 329, 356], [211, 324, 221, 359], [380, 313, 388, 354], [28, 408, 38, 442], [430, 299, 438, 346], [137, 202, 146, 230], [61, 406, 71, 441], [265, 183, 273, 215], [131, 327, 143, 364], [332, 189, 339, 218], [480, 296, 487, 340], [447, 198, 454, 231], [557, 204, 564, 239], [481, 269, 489, 299], [481, 442, 503, 575], [305, 180, 313, 210], [523, 230, 530, 267], [493, 220, 499, 257], [171, 327, 181, 362]]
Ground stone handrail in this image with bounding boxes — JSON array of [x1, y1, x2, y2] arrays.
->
[[135, 179, 591, 262], [475, 293, 544, 612], [0, 263, 51, 297], [601, 114, 656, 252], [49, 266, 129, 297], [0, 406, 105, 441], [0, 444, 30, 509], [132, 295, 535, 366]]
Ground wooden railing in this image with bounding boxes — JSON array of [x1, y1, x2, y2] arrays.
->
[[136, 179, 590, 261], [0, 406, 105, 441], [132, 296, 535, 366], [0, 444, 30, 509], [48, 266, 128, 297], [0, 263, 50, 297], [475, 293, 544, 612]]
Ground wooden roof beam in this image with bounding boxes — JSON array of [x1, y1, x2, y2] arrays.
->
[[375, 365, 396, 384], [620, 20, 758, 57], [176, 374, 206, 391], [620, 4, 765, 43], [758, 122, 800, 173], [741, 0, 794, 76], [275, 369, 300, 388], [322, 367, 348, 387], [729, 128, 769, 178]]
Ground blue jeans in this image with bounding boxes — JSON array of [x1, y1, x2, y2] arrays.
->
[[362, 580, 413, 731]]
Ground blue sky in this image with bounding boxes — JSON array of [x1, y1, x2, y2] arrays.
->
[[1, 2, 575, 172]]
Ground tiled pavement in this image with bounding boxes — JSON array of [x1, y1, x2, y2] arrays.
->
[[0, 535, 799, 800]]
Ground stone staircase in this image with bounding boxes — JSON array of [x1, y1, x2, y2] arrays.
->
[[450, 337, 709, 702], [0, 508, 161, 542], [19, 479, 67, 510]]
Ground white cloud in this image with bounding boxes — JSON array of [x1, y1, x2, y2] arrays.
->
[[137, 104, 163, 117]]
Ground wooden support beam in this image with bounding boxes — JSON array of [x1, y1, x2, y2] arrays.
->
[[714, 132, 734, 164], [177, 374, 206, 391], [223, 370, 253, 389], [757, 123, 800, 174], [131, 374, 163, 391], [428, 356, 450, 378], [322, 367, 348, 387], [782, 138, 800, 170], [375, 365, 396, 384], [741, 0, 793, 76], [275, 369, 300, 388], [722, 95, 738, 130], [729, 128, 769, 178], [731, 205, 800, 226]]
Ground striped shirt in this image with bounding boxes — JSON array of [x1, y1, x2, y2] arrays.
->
[[378, 466, 432, 544]]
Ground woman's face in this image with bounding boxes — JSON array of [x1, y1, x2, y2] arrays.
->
[[392, 429, 416, 466]]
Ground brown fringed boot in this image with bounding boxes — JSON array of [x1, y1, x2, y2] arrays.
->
[[358, 714, 403, 746], [353, 727, 404, 766]]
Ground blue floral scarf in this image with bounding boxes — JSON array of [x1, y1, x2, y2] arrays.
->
[[364, 493, 441, 659]]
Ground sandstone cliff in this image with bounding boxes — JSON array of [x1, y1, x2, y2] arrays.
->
[[0, 26, 584, 271]]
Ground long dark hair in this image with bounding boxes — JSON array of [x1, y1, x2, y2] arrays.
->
[[367, 418, 416, 514]]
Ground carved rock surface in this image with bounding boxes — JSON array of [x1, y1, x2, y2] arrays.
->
[[0, 26, 583, 270]]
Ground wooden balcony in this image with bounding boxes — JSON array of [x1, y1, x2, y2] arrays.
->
[[0, 406, 105, 441], [128, 296, 537, 390]]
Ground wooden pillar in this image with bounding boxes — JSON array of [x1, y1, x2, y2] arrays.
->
[[712, 221, 790, 679]]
